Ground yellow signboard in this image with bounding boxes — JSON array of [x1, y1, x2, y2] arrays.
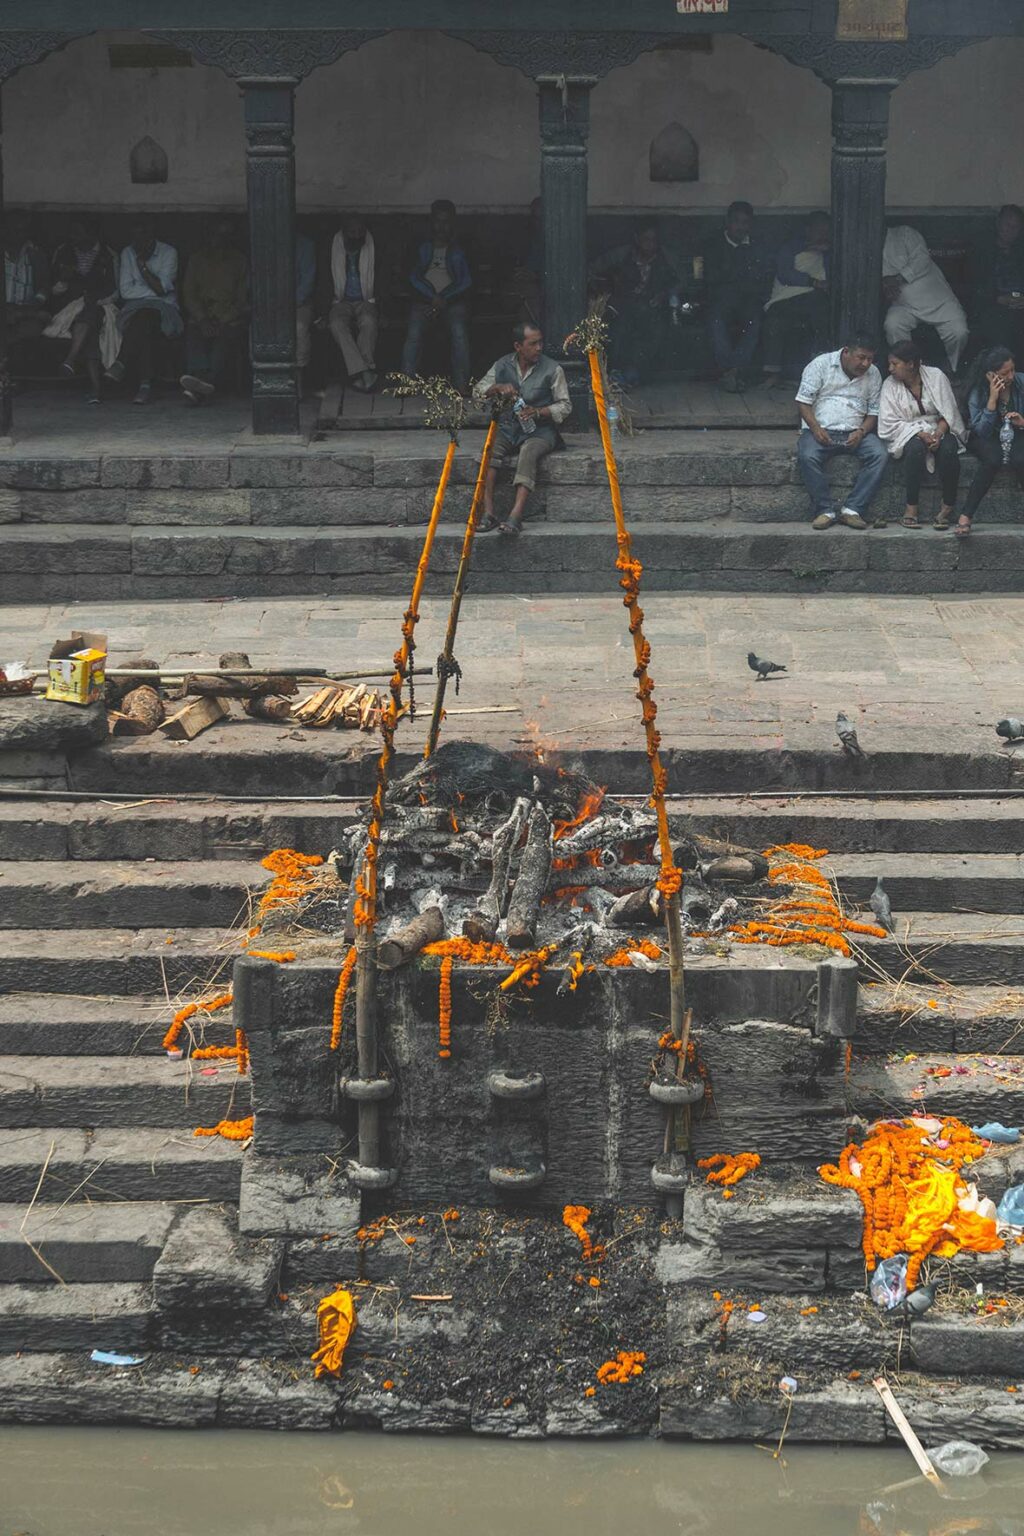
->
[[836, 0, 908, 41]]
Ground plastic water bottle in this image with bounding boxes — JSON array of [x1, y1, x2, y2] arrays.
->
[[513, 395, 536, 436], [669, 293, 681, 327], [1000, 414, 1015, 465], [607, 403, 620, 435]]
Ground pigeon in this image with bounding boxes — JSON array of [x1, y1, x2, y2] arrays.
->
[[748, 651, 787, 682], [996, 717, 1024, 742], [836, 711, 864, 758], [869, 875, 895, 933], [902, 1282, 936, 1319]]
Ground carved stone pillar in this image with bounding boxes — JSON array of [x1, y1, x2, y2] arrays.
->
[[830, 78, 896, 344], [241, 78, 298, 436], [0, 87, 9, 438], [538, 75, 594, 427]]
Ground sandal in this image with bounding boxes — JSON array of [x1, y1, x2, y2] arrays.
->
[[477, 516, 501, 534], [954, 518, 972, 539], [498, 520, 522, 537], [900, 515, 922, 529], [933, 509, 954, 531]]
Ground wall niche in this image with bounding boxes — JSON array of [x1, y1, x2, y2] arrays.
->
[[649, 122, 699, 183]]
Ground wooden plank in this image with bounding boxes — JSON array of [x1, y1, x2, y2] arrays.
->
[[159, 695, 231, 741], [872, 1378, 943, 1489]]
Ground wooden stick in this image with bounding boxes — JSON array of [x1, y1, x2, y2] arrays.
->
[[872, 1377, 943, 1489], [463, 794, 531, 943], [105, 666, 432, 681], [506, 805, 553, 949], [423, 417, 498, 758], [377, 906, 445, 971]]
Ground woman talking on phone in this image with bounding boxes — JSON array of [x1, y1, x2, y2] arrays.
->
[[957, 345, 1024, 537]]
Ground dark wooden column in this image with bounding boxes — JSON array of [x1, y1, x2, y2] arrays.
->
[[0, 86, 9, 438], [241, 77, 298, 436], [830, 78, 896, 345], [538, 75, 594, 426]]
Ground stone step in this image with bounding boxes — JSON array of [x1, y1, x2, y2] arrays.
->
[[0, 859, 262, 930], [683, 795, 1024, 855], [0, 1282, 154, 1353], [8, 519, 1024, 603], [856, 912, 1024, 985], [0, 928, 234, 996], [0, 1200, 181, 1283], [0, 1127, 243, 1203], [0, 1056, 252, 1129], [850, 1052, 1024, 1128], [0, 993, 177, 1055], [857, 981, 1024, 1056], [0, 798, 359, 862], [666, 1288, 897, 1377], [827, 851, 1024, 913]]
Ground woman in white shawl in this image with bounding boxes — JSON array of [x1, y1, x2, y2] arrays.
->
[[878, 341, 968, 530]]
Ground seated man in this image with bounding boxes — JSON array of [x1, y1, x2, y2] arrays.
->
[[795, 334, 887, 530], [882, 225, 969, 375], [473, 320, 571, 537], [971, 204, 1024, 355], [328, 214, 377, 392], [702, 200, 768, 393], [295, 229, 317, 394], [4, 213, 51, 353], [400, 199, 471, 393], [179, 217, 248, 403], [48, 217, 117, 403], [760, 212, 831, 388], [589, 224, 680, 387], [106, 218, 182, 404]]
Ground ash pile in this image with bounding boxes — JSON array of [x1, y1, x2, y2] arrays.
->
[[337, 743, 771, 962]]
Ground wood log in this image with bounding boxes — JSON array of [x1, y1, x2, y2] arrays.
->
[[105, 657, 160, 709], [546, 863, 660, 891], [377, 906, 445, 970], [243, 695, 293, 722], [554, 813, 655, 860], [606, 886, 662, 928], [159, 695, 231, 741], [184, 672, 299, 700], [463, 795, 531, 943], [110, 684, 164, 736], [506, 804, 553, 950], [701, 853, 770, 885]]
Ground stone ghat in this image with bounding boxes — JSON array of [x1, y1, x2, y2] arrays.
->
[[4, 432, 1024, 600]]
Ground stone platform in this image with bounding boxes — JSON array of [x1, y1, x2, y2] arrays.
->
[[4, 397, 1024, 600]]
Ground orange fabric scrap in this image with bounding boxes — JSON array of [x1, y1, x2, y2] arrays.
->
[[311, 1286, 357, 1380]]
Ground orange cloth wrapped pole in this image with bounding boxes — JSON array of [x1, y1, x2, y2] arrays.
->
[[587, 347, 686, 1045], [424, 418, 498, 758]]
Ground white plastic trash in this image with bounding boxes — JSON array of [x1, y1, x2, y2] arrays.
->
[[927, 1441, 989, 1477]]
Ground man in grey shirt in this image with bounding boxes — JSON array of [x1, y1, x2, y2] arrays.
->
[[474, 321, 571, 537], [795, 334, 888, 529]]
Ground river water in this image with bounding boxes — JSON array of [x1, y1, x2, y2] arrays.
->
[[3, 1429, 1024, 1536]]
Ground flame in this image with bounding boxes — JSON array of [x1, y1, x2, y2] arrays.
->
[[450, 810, 460, 834], [553, 788, 606, 842]]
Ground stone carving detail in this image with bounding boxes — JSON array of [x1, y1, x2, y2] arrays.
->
[[148, 30, 384, 80], [0, 32, 86, 82], [446, 29, 671, 79], [747, 32, 986, 83]]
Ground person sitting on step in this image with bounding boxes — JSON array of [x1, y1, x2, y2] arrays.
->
[[179, 217, 248, 404], [473, 321, 571, 538], [795, 334, 887, 530], [4, 213, 51, 368], [701, 200, 769, 394], [48, 218, 117, 404], [954, 345, 1024, 538], [106, 218, 182, 405], [327, 214, 378, 394], [882, 224, 969, 377], [400, 199, 472, 394], [760, 211, 831, 389], [878, 340, 967, 530], [588, 223, 681, 388]]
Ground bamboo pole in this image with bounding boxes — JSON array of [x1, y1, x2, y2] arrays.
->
[[423, 418, 498, 758], [350, 436, 455, 1172], [587, 343, 688, 1204]]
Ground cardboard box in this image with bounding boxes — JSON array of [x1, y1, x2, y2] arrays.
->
[[45, 630, 107, 706]]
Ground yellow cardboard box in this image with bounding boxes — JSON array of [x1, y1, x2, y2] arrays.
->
[[45, 630, 107, 706]]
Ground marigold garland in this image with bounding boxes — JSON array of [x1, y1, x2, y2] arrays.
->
[[499, 944, 559, 992], [329, 945, 358, 1052], [162, 992, 233, 1052], [193, 1115, 254, 1141], [698, 1152, 761, 1192], [730, 845, 885, 957], [423, 937, 514, 967], [244, 949, 296, 963], [563, 1204, 600, 1260], [438, 956, 453, 1059], [819, 1116, 1002, 1290], [604, 939, 662, 968], [595, 1351, 646, 1385]]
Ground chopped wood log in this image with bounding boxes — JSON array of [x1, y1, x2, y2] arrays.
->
[[606, 886, 662, 928], [377, 906, 445, 970], [110, 684, 164, 736], [463, 795, 531, 943], [244, 695, 293, 722], [219, 651, 251, 668], [159, 695, 231, 741], [701, 853, 769, 885], [105, 657, 160, 709], [184, 672, 299, 700], [506, 805, 553, 950], [546, 863, 660, 891], [555, 813, 655, 860]]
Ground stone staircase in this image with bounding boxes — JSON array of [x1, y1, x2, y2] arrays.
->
[[1, 779, 1024, 1439], [5, 433, 1024, 602]]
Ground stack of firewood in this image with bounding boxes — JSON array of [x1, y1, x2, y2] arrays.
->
[[106, 651, 298, 740], [293, 683, 382, 731]]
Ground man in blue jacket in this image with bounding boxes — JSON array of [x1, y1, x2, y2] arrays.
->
[[400, 199, 472, 392]]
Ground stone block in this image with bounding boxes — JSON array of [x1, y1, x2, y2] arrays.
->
[[224, 533, 319, 575], [730, 486, 810, 522], [866, 535, 957, 572], [655, 1237, 827, 1292], [372, 454, 478, 488], [0, 457, 101, 490], [683, 1180, 862, 1251], [891, 1383, 1024, 1450], [721, 529, 869, 572], [632, 528, 723, 571], [217, 1360, 338, 1429], [0, 489, 127, 524], [827, 569, 957, 595], [125, 490, 252, 526], [238, 1153, 360, 1238], [153, 1204, 282, 1311], [668, 1289, 893, 1375], [250, 488, 410, 525], [0, 1352, 227, 1428], [131, 528, 230, 575], [0, 698, 106, 752], [911, 1317, 1024, 1377], [231, 451, 373, 488], [101, 455, 230, 489], [616, 449, 793, 488], [661, 1380, 885, 1442], [0, 750, 68, 781], [552, 487, 731, 523], [1, 526, 130, 573]]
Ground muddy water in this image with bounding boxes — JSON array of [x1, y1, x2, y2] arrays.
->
[[3, 1429, 1024, 1536]]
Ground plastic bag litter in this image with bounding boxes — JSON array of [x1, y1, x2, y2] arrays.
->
[[90, 1349, 145, 1367], [973, 1123, 1020, 1144], [927, 1440, 989, 1477], [997, 1185, 1024, 1228], [869, 1254, 908, 1310]]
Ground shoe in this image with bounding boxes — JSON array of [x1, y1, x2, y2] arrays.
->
[[180, 374, 215, 398], [181, 388, 201, 406], [60, 361, 76, 378], [811, 512, 836, 530], [104, 360, 125, 383], [86, 393, 101, 405], [132, 383, 152, 405], [837, 509, 868, 530]]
